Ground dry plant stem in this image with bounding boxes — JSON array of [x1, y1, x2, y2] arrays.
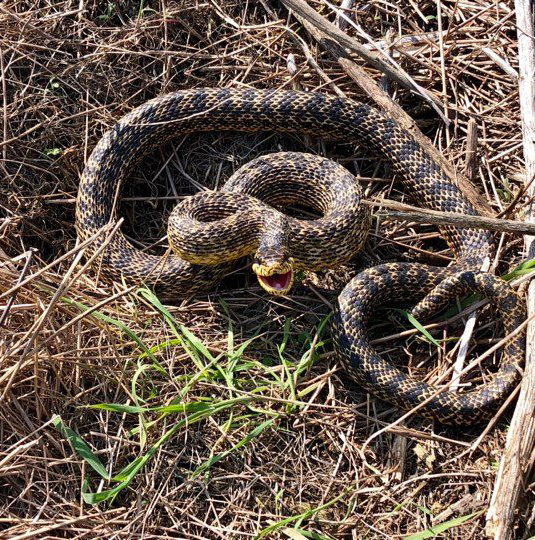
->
[[280, 0, 433, 101], [481, 48, 519, 80], [280, 0, 493, 216], [487, 1, 535, 537], [0, 222, 119, 301], [0, 248, 35, 327], [1, 220, 125, 400], [0, 45, 7, 161], [464, 118, 479, 181], [367, 199, 535, 235], [451, 120, 486, 392]]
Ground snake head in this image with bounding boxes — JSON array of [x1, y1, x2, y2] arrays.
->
[[252, 255, 295, 295], [251, 213, 295, 295]]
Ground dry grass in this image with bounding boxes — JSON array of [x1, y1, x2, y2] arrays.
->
[[0, 1, 532, 538]]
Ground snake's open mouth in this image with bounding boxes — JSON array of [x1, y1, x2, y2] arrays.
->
[[257, 270, 293, 294], [252, 260, 295, 295]]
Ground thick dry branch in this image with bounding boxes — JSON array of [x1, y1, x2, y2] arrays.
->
[[366, 199, 535, 236], [486, 1, 535, 538], [280, 0, 429, 101], [280, 0, 493, 216]]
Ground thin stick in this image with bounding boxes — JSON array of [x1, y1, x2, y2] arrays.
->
[[366, 199, 535, 235], [0, 222, 118, 301], [451, 120, 485, 392], [0, 249, 36, 327], [280, 0, 437, 104], [0, 45, 8, 161], [486, 1, 535, 537]]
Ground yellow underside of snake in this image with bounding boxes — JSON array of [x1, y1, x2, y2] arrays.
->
[[76, 88, 525, 425]]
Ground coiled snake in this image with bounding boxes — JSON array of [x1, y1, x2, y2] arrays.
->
[[76, 88, 525, 424]]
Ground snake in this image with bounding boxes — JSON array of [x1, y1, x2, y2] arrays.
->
[[76, 87, 526, 425]]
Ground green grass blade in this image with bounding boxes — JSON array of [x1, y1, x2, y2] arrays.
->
[[257, 488, 353, 538], [52, 415, 110, 480], [404, 510, 484, 539], [86, 403, 149, 413], [62, 295, 165, 373], [394, 309, 440, 347], [193, 417, 276, 477], [139, 338, 183, 358], [83, 454, 151, 504], [502, 257, 535, 281]]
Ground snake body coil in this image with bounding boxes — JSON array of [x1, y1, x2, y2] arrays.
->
[[76, 88, 525, 424]]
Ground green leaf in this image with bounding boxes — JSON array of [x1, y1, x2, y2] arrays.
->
[[62, 295, 164, 372], [86, 400, 215, 415], [502, 257, 535, 281], [153, 402, 215, 414], [286, 529, 335, 540], [257, 488, 353, 538], [83, 453, 151, 504], [193, 417, 276, 477], [112, 456, 146, 482], [139, 338, 183, 358], [404, 510, 484, 539], [86, 403, 148, 414], [52, 416, 110, 480], [394, 309, 440, 347]]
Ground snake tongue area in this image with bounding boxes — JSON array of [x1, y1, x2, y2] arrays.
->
[[258, 270, 293, 294]]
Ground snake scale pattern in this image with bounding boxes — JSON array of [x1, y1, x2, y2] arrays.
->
[[76, 88, 526, 424]]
